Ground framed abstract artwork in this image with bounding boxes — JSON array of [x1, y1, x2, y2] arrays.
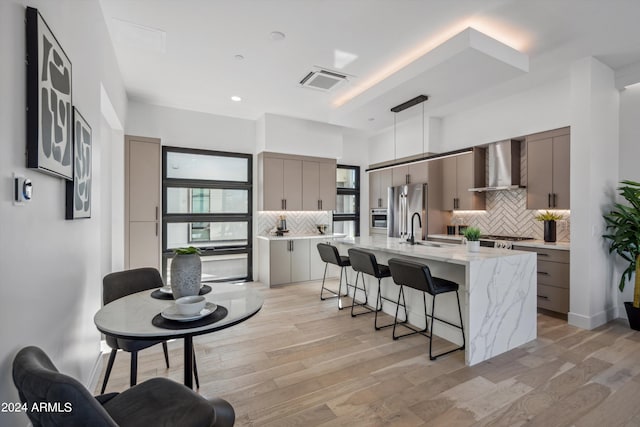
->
[[26, 7, 73, 180], [66, 108, 92, 219]]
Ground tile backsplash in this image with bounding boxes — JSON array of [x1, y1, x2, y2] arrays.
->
[[450, 189, 570, 242], [257, 211, 332, 236]]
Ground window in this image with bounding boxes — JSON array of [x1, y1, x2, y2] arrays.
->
[[334, 165, 360, 237], [162, 147, 252, 282]]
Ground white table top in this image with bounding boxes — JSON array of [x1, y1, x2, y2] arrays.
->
[[94, 282, 263, 339]]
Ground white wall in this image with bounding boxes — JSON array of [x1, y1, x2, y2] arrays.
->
[[126, 101, 256, 154], [260, 113, 343, 159], [0, 1, 127, 425], [615, 83, 640, 313]]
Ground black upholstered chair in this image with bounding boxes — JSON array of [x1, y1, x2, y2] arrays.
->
[[101, 267, 199, 392], [316, 243, 350, 309], [347, 248, 407, 328], [387, 258, 465, 360], [12, 346, 235, 427]]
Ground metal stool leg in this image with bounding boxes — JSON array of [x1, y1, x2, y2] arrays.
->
[[350, 271, 374, 317], [427, 291, 466, 360], [321, 263, 349, 302], [375, 278, 403, 330]]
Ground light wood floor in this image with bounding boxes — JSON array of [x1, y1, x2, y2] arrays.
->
[[96, 280, 640, 426]]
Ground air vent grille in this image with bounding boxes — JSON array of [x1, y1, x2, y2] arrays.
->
[[299, 69, 348, 91]]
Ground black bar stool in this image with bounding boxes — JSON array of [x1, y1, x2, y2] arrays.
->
[[387, 258, 465, 360], [317, 243, 350, 309], [347, 248, 408, 326]]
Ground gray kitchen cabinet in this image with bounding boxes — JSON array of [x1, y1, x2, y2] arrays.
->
[[258, 237, 336, 286], [526, 127, 570, 209], [369, 169, 393, 209], [125, 135, 161, 270], [392, 163, 428, 187], [441, 150, 486, 211], [513, 245, 570, 314], [302, 160, 337, 211], [259, 152, 335, 211]]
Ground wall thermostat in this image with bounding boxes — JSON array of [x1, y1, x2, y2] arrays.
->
[[14, 175, 33, 204]]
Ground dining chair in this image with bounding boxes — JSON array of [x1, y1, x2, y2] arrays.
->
[[13, 346, 235, 427], [101, 267, 199, 393]]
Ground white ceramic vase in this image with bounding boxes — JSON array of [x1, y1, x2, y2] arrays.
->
[[467, 240, 480, 253], [170, 253, 202, 299]]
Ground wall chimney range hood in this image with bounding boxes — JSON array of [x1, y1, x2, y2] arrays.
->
[[469, 139, 524, 192]]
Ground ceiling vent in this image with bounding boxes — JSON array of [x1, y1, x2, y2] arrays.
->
[[299, 68, 348, 91]]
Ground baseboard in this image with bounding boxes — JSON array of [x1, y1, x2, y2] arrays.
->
[[86, 349, 104, 394], [568, 306, 617, 329]]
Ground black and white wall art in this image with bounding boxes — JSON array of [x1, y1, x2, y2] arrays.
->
[[26, 7, 73, 180], [66, 108, 91, 219]]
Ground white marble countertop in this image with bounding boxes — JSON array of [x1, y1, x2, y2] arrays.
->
[[427, 234, 571, 251], [257, 233, 346, 241], [337, 235, 532, 266]]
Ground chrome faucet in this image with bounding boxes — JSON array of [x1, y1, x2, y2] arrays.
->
[[407, 212, 422, 245]]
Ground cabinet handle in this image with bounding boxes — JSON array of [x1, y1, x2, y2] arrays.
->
[[538, 272, 550, 276], [320, 200, 323, 210], [155, 222, 158, 236], [406, 174, 410, 185], [537, 294, 550, 300], [155, 206, 159, 221], [378, 198, 381, 208], [284, 199, 287, 210], [281, 199, 284, 210], [537, 253, 549, 257], [548, 193, 551, 208], [553, 193, 557, 208]]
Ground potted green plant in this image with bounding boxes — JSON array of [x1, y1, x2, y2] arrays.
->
[[535, 210, 564, 242], [463, 227, 481, 252], [170, 246, 202, 299], [603, 180, 640, 330]]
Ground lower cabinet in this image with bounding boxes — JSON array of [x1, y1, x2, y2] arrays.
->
[[258, 237, 337, 287], [513, 245, 570, 314]]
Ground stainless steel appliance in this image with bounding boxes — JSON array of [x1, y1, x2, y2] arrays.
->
[[370, 208, 388, 229], [388, 184, 427, 241], [479, 235, 534, 249]]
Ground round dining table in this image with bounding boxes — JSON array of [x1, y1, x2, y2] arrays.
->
[[94, 282, 263, 389]]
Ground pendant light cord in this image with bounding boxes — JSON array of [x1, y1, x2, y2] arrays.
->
[[393, 113, 397, 160]]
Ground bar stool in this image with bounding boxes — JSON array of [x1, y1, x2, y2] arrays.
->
[[347, 248, 408, 326], [387, 258, 465, 360], [317, 243, 350, 309]]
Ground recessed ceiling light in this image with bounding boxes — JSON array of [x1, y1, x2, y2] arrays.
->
[[234, 54, 244, 61], [368, 117, 375, 121], [231, 96, 242, 102], [270, 31, 286, 41]]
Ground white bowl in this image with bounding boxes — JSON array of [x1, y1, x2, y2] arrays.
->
[[174, 295, 206, 315]]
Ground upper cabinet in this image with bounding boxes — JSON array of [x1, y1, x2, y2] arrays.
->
[[302, 160, 337, 211], [369, 169, 393, 209], [441, 149, 486, 211], [526, 127, 570, 209], [391, 162, 429, 186], [258, 152, 336, 211]]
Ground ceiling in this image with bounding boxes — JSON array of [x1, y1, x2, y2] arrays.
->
[[99, 0, 640, 132]]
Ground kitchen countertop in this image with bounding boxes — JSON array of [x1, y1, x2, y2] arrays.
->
[[257, 233, 346, 241], [428, 234, 571, 251], [338, 235, 532, 266]]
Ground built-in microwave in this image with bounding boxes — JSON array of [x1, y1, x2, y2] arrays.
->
[[370, 208, 388, 229]]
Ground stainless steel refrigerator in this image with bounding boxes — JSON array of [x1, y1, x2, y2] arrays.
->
[[388, 183, 427, 241]]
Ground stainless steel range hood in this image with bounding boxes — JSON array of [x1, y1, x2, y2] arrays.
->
[[469, 139, 524, 192]]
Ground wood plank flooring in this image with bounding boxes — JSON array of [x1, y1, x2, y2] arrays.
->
[[95, 280, 640, 426]]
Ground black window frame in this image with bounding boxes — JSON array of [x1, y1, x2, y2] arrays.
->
[[334, 164, 360, 237], [162, 146, 253, 282]]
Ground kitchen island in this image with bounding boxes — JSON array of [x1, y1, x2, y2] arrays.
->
[[335, 236, 537, 366]]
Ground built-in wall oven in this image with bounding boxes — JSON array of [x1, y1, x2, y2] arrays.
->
[[370, 208, 388, 230]]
